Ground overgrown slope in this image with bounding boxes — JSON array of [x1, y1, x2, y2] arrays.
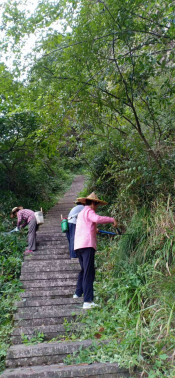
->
[[64, 200, 175, 378]]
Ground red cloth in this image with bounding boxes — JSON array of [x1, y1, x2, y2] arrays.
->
[[17, 209, 35, 228], [74, 206, 114, 251]]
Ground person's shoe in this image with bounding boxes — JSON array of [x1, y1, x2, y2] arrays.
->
[[83, 302, 99, 309], [73, 294, 81, 298], [24, 250, 33, 255]]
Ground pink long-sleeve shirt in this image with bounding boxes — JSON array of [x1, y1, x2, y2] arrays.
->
[[74, 206, 115, 251], [17, 209, 35, 228]]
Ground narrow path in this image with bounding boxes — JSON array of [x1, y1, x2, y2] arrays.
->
[[1, 176, 129, 378]]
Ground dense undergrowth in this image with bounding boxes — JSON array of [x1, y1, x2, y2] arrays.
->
[[64, 199, 175, 377], [0, 233, 26, 373], [0, 167, 76, 226], [0, 170, 75, 373]]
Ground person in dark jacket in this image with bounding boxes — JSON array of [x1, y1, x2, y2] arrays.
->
[[66, 201, 84, 259]]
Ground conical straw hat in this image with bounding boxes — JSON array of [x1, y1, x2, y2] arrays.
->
[[76, 192, 107, 206], [11, 206, 23, 218]]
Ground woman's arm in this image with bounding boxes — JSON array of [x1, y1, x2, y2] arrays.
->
[[17, 212, 22, 228], [87, 208, 116, 225]]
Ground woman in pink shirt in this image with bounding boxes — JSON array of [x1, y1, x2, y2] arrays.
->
[[74, 192, 118, 309]]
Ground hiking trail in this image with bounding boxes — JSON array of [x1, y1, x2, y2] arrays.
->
[[1, 176, 129, 378]]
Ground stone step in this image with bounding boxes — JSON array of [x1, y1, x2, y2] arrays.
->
[[33, 248, 68, 254], [36, 239, 67, 244], [47, 204, 72, 207], [6, 340, 104, 368], [37, 229, 64, 232], [14, 314, 76, 328], [48, 203, 73, 205], [29, 252, 70, 258], [37, 227, 64, 230], [36, 233, 66, 237], [47, 202, 75, 206], [37, 229, 65, 232], [47, 204, 73, 206], [39, 221, 62, 224], [39, 220, 63, 223], [30, 249, 69, 254], [39, 219, 62, 222], [58, 201, 78, 204], [37, 230, 66, 234], [1, 362, 129, 377], [43, 218, 67, 221], [16, 297, 83, 308], [47, 211, 71, 214], [20, 285, 76, 295], [21, 267, 79, 274], [20, 287, 76, 299], [64, 192, 77, 195], [45, 208, 71, 210], [44, 211, 71, 214], [40, 223, 62, 226], [16, 302, 82, 316], [40, 223, 65, 226], [44, 216, 68, 219], [36, 237, 67, 241], [14, 307, 82, 321], [44, 218, 67, 220], [35, 244, 67, 250], [22, 259, 79, 266], [38, 228, 63, 232], [43, 218, 66, 221], [35, 247, 68, 253], [11, 323, 79, 344], [38, 235, 66, 239], [40, 219, 62, 222], [36, 244, 67, 248], [39, 223, 64, 226], [21, 279, 78, 289], [24, 254, 70, 261], [37, 241, 64, 245], [20, 272, 78, 280], [37, 231, 63, 235], [14, 317, 82, 336], [35, 244, 67, 248], [21, 261, 80, 272], [35, 246, 68, 250]]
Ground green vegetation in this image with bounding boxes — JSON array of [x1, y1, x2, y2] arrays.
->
[[21, 331, 45, 345], [64, 200, 175, 377], [0, 0, 175, 376], [0, 233, 26, 373]]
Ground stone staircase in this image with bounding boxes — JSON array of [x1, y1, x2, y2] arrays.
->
[[1, 176, 129, 378]]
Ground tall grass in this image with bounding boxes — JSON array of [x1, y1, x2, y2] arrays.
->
[[0, 233, 26, 373], [64, 199, 175, 377]]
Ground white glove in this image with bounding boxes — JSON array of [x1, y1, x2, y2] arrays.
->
[[14, 227, 20, 232]]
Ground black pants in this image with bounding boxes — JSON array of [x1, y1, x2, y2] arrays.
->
[[75, 247, 95, 302], [66, 223, 77, 258]]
